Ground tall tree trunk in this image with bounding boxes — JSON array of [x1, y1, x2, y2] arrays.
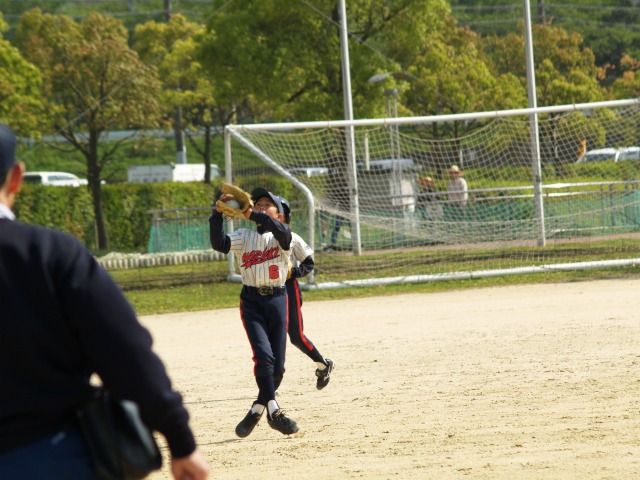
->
[[87, 130, 108, 250], [91, 181, 108, 250]]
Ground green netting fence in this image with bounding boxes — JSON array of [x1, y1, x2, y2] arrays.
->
[[147, 187, 640, 254]]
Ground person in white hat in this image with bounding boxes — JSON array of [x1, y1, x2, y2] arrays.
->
[[446, 165, 468, 207], [445, 165, 468, 222]]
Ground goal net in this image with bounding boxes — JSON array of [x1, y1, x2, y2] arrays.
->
[[225, 99, 640, 288]]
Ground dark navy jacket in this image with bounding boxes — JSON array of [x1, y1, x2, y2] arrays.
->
[[0, 219, 196, 457]]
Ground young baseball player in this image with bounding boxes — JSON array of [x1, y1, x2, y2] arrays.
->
[[209, 186, 299, 438], [280, 197, 334, 389]]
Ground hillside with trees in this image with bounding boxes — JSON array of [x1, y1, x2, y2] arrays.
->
[[0, 0, 638, 250]]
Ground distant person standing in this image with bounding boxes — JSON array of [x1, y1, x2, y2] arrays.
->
[[325, 139, 350, 252], [446, 165, 468, 220], [446, 165, 468, 206], [416, 175, 442, 220]]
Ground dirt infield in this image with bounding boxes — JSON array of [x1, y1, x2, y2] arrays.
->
[[143, 279, 640, 480]]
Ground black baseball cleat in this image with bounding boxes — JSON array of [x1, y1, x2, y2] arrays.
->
[[267, 410, 300, 435], [316, 359, 334, 390], [235, 409, 263, 438]]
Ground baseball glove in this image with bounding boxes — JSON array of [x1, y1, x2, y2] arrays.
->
[[215, 183, 254, 219]]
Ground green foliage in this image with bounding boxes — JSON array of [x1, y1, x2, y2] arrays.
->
[[15, 9, 166, 248], [0, 12, 43, 135], [133, 15, 223, 177], [402, 21, 527, 128], [14, 184, 95, 242], [568, 159, 640, 183], [201, 0, 451, 122], [104, 182, 216, 251], [485, 24, 604, 106], [610, 56, 640, 98], [13, 181, 217, 252], [450, 0, 640, 85]]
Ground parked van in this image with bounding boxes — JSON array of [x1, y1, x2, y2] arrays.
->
[[576, 148, 619, 164], [127, 164, 219, 183], [287, 166, 329, 177], [357, 158, 418, 210], [23, 171, 88, 187], [576, 146, 640, 164]]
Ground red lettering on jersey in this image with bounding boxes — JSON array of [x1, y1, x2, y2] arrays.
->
[[241, 247, 280, 269]]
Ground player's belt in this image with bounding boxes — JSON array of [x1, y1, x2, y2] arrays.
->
[[243, 285, 286, 296]]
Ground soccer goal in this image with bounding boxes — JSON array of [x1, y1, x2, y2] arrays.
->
[[224, 98, 640, 288]]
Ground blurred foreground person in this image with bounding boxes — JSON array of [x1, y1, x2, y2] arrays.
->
[[0, 123, 209, 480]]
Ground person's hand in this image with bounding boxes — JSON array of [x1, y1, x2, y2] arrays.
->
[[170, 449, 209, 480], [243, 206, 252, 219]]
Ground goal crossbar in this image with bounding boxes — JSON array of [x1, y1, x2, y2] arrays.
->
[[224, 98, 640, 288]]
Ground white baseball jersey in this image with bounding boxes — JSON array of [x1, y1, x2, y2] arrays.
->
[[291, 232, 314, 267], [228, 228, 293, 287]]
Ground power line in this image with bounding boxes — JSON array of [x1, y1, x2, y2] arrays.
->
[[450, 5, 522, 12], [450, 2, 639, 14], [548, 3, 640, 13]]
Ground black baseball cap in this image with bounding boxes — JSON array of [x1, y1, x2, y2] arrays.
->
[[0, 123, 17, 176], [251, 187, 284, 214]]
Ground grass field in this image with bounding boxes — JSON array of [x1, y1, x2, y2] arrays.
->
[[114, 259, 640, 316]]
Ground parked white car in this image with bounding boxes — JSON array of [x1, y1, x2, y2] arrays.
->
[[576, 146, 640, 164], [617, 146, 640, 162], [23, 171, 88, 187]]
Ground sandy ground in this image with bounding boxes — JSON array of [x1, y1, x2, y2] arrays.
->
[[143, 279, 640, 480]]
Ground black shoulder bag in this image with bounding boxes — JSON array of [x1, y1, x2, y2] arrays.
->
[[76, 388, 163, 480]]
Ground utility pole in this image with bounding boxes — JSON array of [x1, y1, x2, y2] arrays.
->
[[338, 0, 362, 255], [537, 0, 546, 24], [524, 0, 546, 246], [164, 0, 187, 164]]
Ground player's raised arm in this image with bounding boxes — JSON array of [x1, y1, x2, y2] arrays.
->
[[209, 197, 231, 254]]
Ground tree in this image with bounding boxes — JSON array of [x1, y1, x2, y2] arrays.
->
[[134, 15, 221, 183], [610, 55, 640, 99], [15, 9, 163, 249], [448, 0, 640, 87], [0, 12, 43, 135], [198, 0, 451, 123], [399, 19, 526, 139], [484, 23, 606, 166], [485, 23, 604, 106]]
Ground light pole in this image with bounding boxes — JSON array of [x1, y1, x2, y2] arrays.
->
[[384, 88, 400, 159], [338, 0, 362, 255], [368, 73, 401, 160], [368, 73, 405, 225]]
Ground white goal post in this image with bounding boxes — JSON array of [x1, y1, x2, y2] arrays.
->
[[224, 98, 640, 289]]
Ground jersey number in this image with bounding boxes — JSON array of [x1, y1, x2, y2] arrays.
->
[[269, 265, 279, 279]]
